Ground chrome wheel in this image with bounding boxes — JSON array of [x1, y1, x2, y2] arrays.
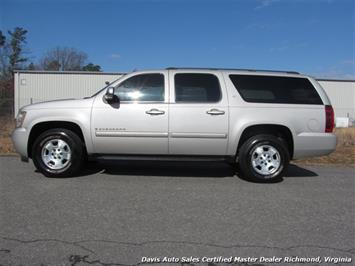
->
[[251, 144, 281, 176], [41, 139, 71, 170]]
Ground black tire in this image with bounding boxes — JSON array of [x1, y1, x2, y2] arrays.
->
[[238, 134, 290, 183], [32, 128, 84, 177]]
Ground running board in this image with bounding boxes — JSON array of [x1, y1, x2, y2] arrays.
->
[[90, 154, 233, 162]]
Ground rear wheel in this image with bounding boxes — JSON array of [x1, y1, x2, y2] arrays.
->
[[238, 134, 290, 182], [32, 128, 84, 177]]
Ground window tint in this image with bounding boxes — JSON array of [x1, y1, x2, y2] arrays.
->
[[114, 74, 164, 101], [229, 75, 323, 105], [175, 73, 221, 103]]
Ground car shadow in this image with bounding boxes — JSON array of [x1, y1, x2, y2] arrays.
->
[[80, 160, 235, 178], [285, 163, 318, 178], [78, 160, 318, 180]]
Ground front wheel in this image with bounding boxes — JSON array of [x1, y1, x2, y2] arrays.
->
[[238, 134, 290, 182], [32, 129, 84, 177]]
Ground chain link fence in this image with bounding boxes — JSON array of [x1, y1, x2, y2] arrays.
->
[[0, 99, 15, 154], [0, 77, 14, 115], [0, 98, 13, 117], [0, 76, 15, 153]]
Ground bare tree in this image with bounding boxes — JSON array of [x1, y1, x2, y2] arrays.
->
[[39, 47, 88, 71]]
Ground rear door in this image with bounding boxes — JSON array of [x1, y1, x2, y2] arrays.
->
[[168, 70, 229, 155]]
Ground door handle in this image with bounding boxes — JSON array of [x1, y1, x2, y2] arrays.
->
[[145, 108, 165, 115], [206, 108, 225, 115]]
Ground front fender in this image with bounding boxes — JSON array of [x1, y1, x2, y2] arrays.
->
[[25, 109, 94, 154]]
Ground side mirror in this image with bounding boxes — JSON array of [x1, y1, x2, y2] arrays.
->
[[104, 87, 118, 103]]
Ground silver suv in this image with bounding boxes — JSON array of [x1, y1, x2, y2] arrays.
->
[[12, 68, 336, 182]]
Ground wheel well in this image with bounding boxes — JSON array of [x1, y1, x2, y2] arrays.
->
[[27, 121, 86, 158], [237, 124, 294, 158]]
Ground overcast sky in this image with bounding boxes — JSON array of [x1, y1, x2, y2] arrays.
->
[[1, 0, 354, 79]]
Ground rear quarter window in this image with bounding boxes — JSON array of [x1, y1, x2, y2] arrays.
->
[[229, 75, 323, 105]]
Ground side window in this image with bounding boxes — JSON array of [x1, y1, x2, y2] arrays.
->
[[229, 75, 323, 104], [175, 73, 221, 103], [114, 74, 164, 102]]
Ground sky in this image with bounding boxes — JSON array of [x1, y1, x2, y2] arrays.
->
[[0, 0, 354, 79]]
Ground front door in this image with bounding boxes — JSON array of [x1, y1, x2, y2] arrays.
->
[[91, 72, 169, 154], [168, 71, 229, 155]]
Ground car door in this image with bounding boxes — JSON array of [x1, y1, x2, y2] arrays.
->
[[91, 71, 169, 154], [168, 70, 229, 155]]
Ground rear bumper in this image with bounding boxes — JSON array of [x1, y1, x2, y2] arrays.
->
[[293, 132, 337, 159], [11, 127, 29, 159]]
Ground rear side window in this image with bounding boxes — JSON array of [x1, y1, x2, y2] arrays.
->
[[175, 73, 221, 103], [229, 75, 323, 104]]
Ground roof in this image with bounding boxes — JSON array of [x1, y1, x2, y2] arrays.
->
[[166, 67, 300, 75], [316, 78, 355, 83]]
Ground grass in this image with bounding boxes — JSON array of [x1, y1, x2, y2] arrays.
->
[[0, 115, 16, 155], [0, 115, 354, 166]]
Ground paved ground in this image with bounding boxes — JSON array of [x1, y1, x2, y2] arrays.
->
[[0, 156, 354, 266]]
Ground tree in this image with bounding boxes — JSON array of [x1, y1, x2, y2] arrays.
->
[[0, 30, 9, 77], [82, 63, 101, 72], [1, 27, 29, 113], [7, 27, 28, 72], [27, 62, 36, 70], [40, 47, 88, 71], [43, 60, 61, 71], [0, 31, 5, 46]]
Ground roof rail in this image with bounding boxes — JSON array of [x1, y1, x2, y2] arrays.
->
[[166, 67, 300, 75]]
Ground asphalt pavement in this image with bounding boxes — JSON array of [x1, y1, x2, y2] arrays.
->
[[0, 156, 354, 266]]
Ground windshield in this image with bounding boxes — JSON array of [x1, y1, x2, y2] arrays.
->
[[89, 74, 126, 97]]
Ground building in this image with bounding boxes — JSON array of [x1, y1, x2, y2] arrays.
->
[[318, 79, 355, 119], [13, 70, 355, 126], [14, 70, 124, 116]]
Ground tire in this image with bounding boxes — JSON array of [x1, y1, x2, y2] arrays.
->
[[238, 134, 290, 182], [32, 128, 84, 177]]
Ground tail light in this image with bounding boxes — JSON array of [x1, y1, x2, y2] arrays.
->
[[325, 105, 334, 132]]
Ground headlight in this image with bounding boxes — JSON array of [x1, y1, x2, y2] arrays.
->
[[16, 111, 27, 128]]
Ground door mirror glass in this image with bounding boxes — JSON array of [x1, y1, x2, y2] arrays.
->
[[104, 87, 119, 103]]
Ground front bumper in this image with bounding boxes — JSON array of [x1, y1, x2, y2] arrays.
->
[[293, 132, 337, 159], [11, 127, 29, 160]]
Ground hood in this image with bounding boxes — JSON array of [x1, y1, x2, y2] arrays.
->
[[22, 97, 94, 111]]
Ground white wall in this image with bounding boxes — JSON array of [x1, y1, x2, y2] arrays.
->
[[14, 71, 123, 116], [318, 80, 355, 120]]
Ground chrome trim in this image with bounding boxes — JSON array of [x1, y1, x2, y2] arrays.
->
[[170, 132, 227, 139], [206, 108, 225, 115], [145, 108, 165, 115], [95, 131, 169, 137], [117, 101, 167, 104]]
